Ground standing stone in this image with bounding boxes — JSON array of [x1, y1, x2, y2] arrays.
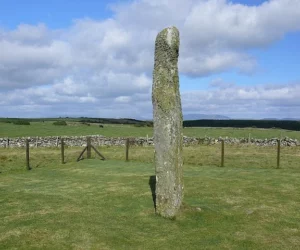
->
[[152, 26, 183, 218]]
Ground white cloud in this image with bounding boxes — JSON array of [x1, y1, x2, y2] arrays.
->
[[115, 96, 132, 103], [1, 0, 300, 118], [7, 23, 51, 45], [0, 25, 72, 89], [182, 81, 300, 118], [183, 0, 300, 49]]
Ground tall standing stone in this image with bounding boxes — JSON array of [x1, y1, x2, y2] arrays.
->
[[152, 26, 183, 218]]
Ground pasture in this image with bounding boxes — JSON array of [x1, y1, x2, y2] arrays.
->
[[1, 154, 300, 249], [1, 121, 300, 139], [1, 122, 300, 249]]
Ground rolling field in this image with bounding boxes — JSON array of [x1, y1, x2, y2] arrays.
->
[[1, 121, 300, 139]]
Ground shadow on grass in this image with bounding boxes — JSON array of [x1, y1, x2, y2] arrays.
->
[[148, 175, 156, 210]]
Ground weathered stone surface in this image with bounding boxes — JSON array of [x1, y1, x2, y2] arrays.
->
[[152, 26, 183, 218]]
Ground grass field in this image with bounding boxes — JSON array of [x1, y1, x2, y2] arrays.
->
[[1, 121, 300, 139], [1, 123, 300, 249], [1, 143, 300, 173], [1, 156, 300, 249]]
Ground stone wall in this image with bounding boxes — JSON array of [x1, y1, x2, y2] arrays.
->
[[0, 135, 299, 148]]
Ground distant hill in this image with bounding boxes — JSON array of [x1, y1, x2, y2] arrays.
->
[[281, 118, 300, 121], [184, 114, 230, 120], [262, 118, 300, 121]]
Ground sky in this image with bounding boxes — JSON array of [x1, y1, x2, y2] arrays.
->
[[0, 0, 300, 119]]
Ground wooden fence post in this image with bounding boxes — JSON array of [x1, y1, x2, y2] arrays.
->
[[36, 136, 38, 148], [87, 137, 91, 159], [91, 145, 106, 160], [6, 138, 9, 148], [221, 139, 225, 167], [25, 139, 31, 170], [277, 139, 281, 168], [280, 131, 282, 141], [126, 138, 130, 162], [61, 138, 65, 164]]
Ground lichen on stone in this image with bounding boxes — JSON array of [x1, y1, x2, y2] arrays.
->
[[152, 26, 183, 218]]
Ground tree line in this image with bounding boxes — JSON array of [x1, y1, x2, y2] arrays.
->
[[183, 119, 300, 131]]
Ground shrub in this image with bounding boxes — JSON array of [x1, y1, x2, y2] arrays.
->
[[99, 125, 104, 128], [53, 120, 67, 126], [13, 120, 30, 125]]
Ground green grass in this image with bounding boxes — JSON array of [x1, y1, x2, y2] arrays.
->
[[183, 127, 300, 140], [0, 121, 152, 138], [1, 124, 300, 249], [1, 144, 300, 174], [1, 155, 300, 249], [1, 121, 300, 139]]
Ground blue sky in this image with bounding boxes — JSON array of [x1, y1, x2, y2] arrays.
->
[[0, 0, 300, 119], [0, 0, 113, 28]]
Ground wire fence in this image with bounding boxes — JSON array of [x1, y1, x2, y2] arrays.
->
[[1, 137, 298, 172]]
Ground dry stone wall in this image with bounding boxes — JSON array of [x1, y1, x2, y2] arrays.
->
[[0, 135, 299, 148]]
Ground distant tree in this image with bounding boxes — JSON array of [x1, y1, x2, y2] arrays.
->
[[53, 121, 67, 126], [13, 120, 30, 125]]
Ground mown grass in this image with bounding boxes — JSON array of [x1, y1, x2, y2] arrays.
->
[[1, 153, 300, 249], [1, 121, 300, 140]]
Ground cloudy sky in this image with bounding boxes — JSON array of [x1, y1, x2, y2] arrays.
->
[[0, 0, 300, 119]]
